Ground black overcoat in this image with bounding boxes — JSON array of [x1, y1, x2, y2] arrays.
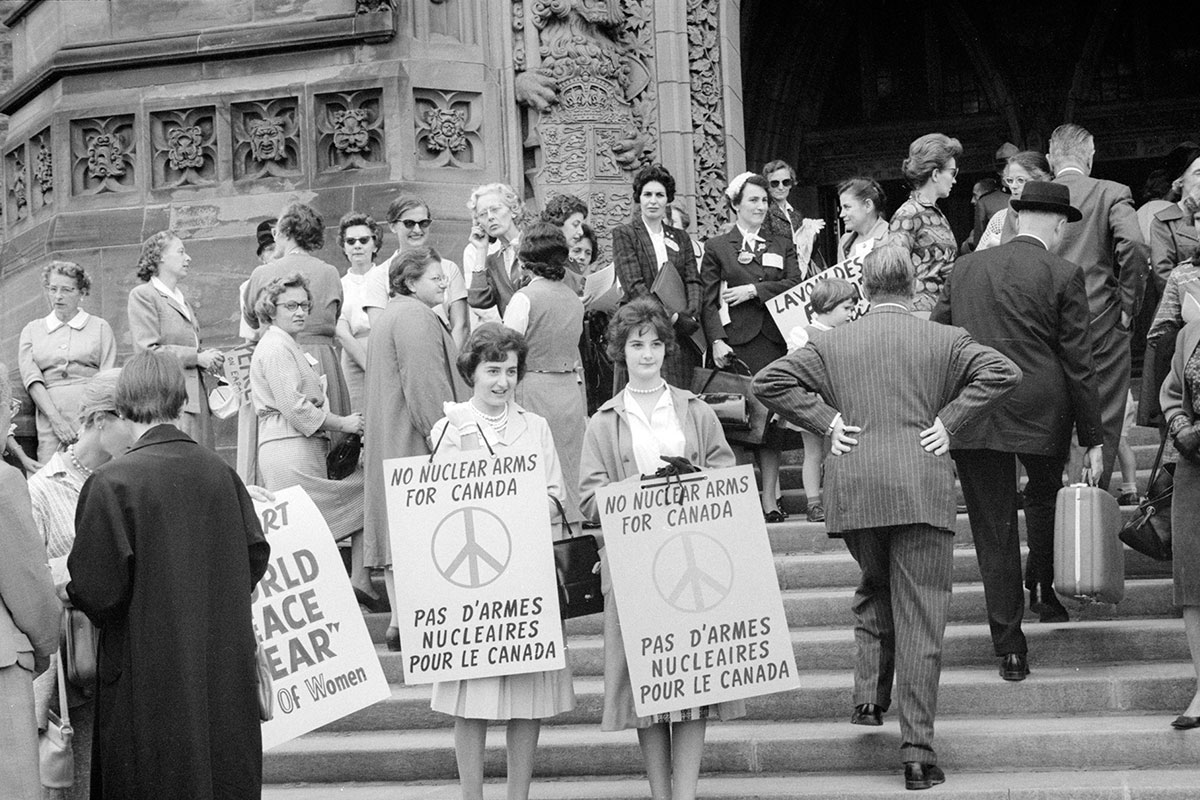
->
[[67, 424, 270, 800]]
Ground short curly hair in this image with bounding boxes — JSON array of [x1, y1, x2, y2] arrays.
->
[[633, 164, 676, 205], [606, 297, 678, 363], [254, 272, 312, 325], [901, 133, 963, 189], [337, 212, 383, 261], [389, 247, 442, 297], [517, 222, 568, 281], [456, 323, 529, 386], [277, 202, 325, 252], [43, 261, 92, 295], [540, 194, 588, 227], [136, 231, 180, 282], [467, 183, 524, 222]]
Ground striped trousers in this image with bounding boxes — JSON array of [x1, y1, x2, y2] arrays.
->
[[842, 523, 954, 764]]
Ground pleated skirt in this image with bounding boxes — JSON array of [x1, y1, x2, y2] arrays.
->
[[430, 630, 576, 720]]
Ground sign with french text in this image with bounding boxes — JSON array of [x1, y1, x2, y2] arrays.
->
[[766, 244, 873, 340]]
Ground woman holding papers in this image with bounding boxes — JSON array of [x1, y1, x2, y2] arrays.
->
[[579, 298, 745, 800], [700, 172, 802, 522], [430, 323, 575, 800], [612, 163, 705, 390]]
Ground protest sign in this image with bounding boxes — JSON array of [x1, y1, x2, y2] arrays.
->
[[252, 486, 389, 751], [223, 344, 254, 405], [766, 242, 874, 338], [385, 447, 565, 684], [597, 464, 799, 716]]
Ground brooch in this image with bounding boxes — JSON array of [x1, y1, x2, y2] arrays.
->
[[737, 251, 754, 264]]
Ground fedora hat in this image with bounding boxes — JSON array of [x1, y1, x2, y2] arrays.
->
[[1010, 181, 1082, 222]]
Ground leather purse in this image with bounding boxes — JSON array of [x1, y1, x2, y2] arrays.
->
[[551, 497, 603, 620], [692, 358, 769, 446], [1119, 434, 1174, 562], [255, 639, 274, 722], [326, 433, 362, 480], [60, 607, 99, 691], [39, 654, 74, 789]]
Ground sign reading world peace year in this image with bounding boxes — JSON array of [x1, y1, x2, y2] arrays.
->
[[766, 241, 874, 339], [384, 447, 565, 684], [597, 464, 799, 716]]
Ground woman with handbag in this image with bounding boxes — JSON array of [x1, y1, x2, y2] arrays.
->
[[579, 298, 745, 800], [701, 172, 803, 522], [250, 272, 366, 541], [427, 323, 575, 800]]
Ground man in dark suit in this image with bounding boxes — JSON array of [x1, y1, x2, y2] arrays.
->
[[754, 244, 1020, 791], [932, 182, 1105, 675], [1050, 123, 1148, 488]]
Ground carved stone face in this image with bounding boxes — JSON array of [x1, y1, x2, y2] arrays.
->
[[333, 109, 370, 154], [87, 134, 125, 178], [248, 118, 287, 162], [573, 0, 623, 26]]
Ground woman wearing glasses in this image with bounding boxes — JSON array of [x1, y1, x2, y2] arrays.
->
[[975, 152, 1052, 252], [762, 159, 827, 275], [889, 133, 963, 316], [19, 261, 117, 462]]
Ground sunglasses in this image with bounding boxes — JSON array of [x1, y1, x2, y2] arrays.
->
[[280, 301, 311, 313], [344, 236, 374, 246], [769, 178, 793, 188], [398, 219, 433, 231]]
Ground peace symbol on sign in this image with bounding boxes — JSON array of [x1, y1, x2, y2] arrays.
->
[[431, 506, 512, 589], [652, 531, 733, 613]]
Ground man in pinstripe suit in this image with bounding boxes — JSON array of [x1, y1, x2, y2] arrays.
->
[[754, 243, 1020, 790]]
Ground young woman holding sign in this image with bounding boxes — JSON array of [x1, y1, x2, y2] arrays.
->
[[429, 323, 576, 800], [579, 298, 745, 800]]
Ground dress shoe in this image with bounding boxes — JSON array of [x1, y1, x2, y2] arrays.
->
[[1117, 491, 1141, 506], [1038, 586, 1070, 623], [764, 508, 787, 523], [385, 625, 402, 652], [355, 587, 391, 614], [850, 703, 883, 726], [1171, 715, 1200, 730], [904, 762, 945, 790], [1000, 653, 1029, 681], [806, 503, 825, 523]]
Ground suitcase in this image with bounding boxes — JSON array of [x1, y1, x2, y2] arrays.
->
[[1053, 484, 1125, 604]]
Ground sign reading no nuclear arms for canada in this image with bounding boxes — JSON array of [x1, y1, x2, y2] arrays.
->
[[766, 243, 874, 337], [251, 486, 389, 751], [384, 447, 565, 684], [597, 464, 799, 717]]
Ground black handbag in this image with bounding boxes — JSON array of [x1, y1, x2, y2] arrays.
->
[[1119, 433, 1174, 561], [326, 433, 362, 480], [551, 497, 603, 619], [691, 357, 769, 446], [61, 606, 99, 691]]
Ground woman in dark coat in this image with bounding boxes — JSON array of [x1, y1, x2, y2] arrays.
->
[[67, 351, 270, 800]]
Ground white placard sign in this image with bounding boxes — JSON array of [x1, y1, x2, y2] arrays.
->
[[384, 448, 565, 684], [597, 464, 799, 716], [252, 486, 390, 751], [766, 243, 873, 337]]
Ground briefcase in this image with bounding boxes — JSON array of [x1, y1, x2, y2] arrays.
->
[[691, 358, 769, 446], [1054, 484, 1125, 604]]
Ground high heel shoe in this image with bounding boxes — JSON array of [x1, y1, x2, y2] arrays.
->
[[355, 587, 391, 614], [385, 626, 402, 652], [1171, 715, 1200, 730]]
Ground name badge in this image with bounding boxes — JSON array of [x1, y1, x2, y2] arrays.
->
[[664, 237, 680, 252], [304, 353, 319, 367], [762, 252, 783, 269]]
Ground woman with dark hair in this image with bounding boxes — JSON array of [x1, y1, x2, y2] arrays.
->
[[364, 247, 468, 648], [975, 151, 1052, 252], [701, 171, 802, 521], [890, 132, 963, 315], [251, 272, 365, 540], [127, 230, 224, 450], [540, 193, 589, 245], [837, 177, 889, 261], [504, 221, 587, 524], [579, 298, 744, 800], [611, 163, 704, 391], [570, 222, 617, 415], [428, 322, 575, 800], [334, 211, 385, 409], [67, 350, 270, 800], [20, 260, 117, 461]]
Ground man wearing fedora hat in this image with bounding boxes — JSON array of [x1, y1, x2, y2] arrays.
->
[[933, 181, 1105, 677]]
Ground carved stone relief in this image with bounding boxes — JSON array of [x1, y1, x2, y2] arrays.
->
[[415, 89, 484, 169], [232, 98, 302, 181], [31, 128, 53, 212], [687, 0, 727, 239], [355, 0, 395, 12], [70, 115, 137, 196], [5, 146, 28, 222], [315, 89, 386, 173], [150, 107, 218, 189]]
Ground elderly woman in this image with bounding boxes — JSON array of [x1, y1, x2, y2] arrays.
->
[[762, 159, 826, 274], [67, 351, 270, 799], [334, 212, 386, 410], [1148, 143, 1200, 292], [890, 133, 962, 315], [364, 247, 468, 648], [467, 182, 527, 318], [702, 172, 802, 521], [19, 261, 117, 462], [127, 231, 224, 449], [976, 151, 1053, 252], [837, 177, 890, 261], [251, 273, 366, 540], [504, 222, 587, 524], [429, 323, 575, 800], [580, 298, 744, 800]]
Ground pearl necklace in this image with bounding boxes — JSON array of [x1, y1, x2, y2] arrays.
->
[[626, 380, 667, 395], [67, 444, 93, 478], [470, 401, 508, 430]]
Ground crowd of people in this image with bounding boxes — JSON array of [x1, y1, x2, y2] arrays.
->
[[2, 119, 1200, 798]]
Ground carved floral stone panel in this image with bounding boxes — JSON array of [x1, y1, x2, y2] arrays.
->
[[687, 0, 727, 239], [5, 145, 28, 223], [150, 107, 218, 189], [414, 89, 483, 169], [232, 98, 302, 181], [70, 115, 137, 196], [31, 128, 53, 212], [315, 88, 386, 173]]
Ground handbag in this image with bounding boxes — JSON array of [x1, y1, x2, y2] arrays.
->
[[255, 638, 274, 722], [60, 607, 99, 691], [326, 433, 362, 480], [550, 496, 603, 619], [691, 357, 769, 446], [208, 380, 240, 420], [1119, 433, 1174, 561], [39, 654, 74, 789]]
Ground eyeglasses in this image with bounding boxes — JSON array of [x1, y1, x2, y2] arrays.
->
[[769, 178, 794, 188], [344, 236, 374, 246], [479, 205, 507, 219], [398, 219, 433, 231], [943, 167, 959, 178], [45, 285, 80, 296], [279, 301, 311, 313], [1003, 176, 1028, 189]]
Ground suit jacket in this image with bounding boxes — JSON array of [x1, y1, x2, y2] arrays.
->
[[1053, 169, 1148, 329], [972, 187, 1010, 246], [752, 306, 1020, 533], [700, 227, 801, 346], [127, 281, 205, 414], [468, 246, 524, 316], [611, 219, 703, 341], [931, 235, 1103, 456], [1149, 203, 1200, 292], [764, 202, 827, 275], [0, 463, 59, 671]]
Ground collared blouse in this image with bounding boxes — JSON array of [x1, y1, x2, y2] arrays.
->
[[18, 310, 117, 392]]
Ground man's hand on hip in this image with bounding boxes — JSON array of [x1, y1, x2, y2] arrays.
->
[[920, 417, 950, 455], [829, 416, 861, 455]]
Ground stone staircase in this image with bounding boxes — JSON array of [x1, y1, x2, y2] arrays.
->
[[263, 427, 1200, 798]]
